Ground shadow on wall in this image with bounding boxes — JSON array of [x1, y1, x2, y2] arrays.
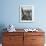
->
[[0, 24, 7, 43]]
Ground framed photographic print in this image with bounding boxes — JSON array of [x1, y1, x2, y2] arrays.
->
[[20, 5, 34, 22]]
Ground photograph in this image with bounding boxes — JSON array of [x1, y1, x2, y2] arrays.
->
[[20, 5, 34, 22]]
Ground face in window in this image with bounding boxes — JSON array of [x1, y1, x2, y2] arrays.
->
[[21, 8, 32, 20], [23, 10, 32, 17]]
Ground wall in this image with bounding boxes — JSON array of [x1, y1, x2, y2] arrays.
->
[[0, 0, 46, 29]]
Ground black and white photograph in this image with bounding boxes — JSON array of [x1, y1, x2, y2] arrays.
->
[[20, 5, 34, 22]]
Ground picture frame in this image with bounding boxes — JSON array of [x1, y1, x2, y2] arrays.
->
[[20, 5, 34, 22]]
